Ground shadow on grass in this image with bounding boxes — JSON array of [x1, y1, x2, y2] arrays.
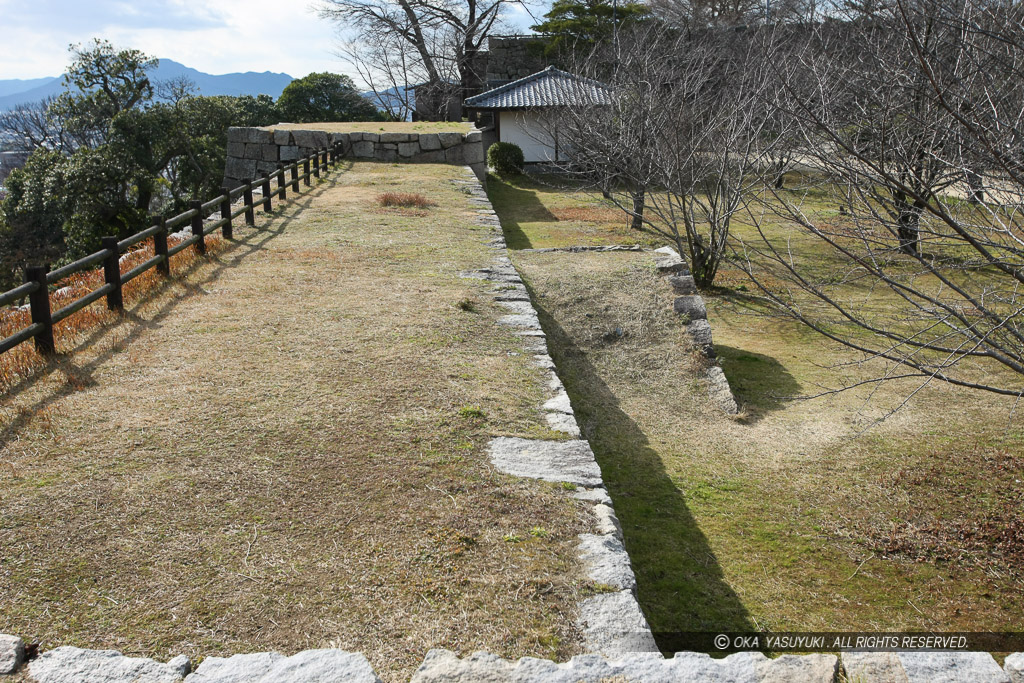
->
[[486, 174, 558, 250], [530, 299, 755, 651], [0, 176, 339, 449], [716, 345, 802, 419]]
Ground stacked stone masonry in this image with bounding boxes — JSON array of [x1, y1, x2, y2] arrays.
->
[[222, 127, 486, 190], [4, 168, 1019, 682]]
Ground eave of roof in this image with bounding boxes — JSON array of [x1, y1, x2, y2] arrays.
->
[[464, 66, 611, 110]]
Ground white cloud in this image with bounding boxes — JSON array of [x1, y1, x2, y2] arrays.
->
[[0, 0, 353, 80]]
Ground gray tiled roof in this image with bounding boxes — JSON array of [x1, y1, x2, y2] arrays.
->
[[464, 66, 612, 109]]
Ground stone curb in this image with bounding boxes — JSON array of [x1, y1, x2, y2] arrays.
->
[[652, 247, 739, 414]]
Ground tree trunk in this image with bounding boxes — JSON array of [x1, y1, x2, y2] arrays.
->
[[897, 205, 922, 256], [631, 189, 645, 230], [774, 172, 786, 189]]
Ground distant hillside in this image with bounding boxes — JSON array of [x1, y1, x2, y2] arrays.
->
[[0, 60, 294, 110], [0, 77, 59, 98]]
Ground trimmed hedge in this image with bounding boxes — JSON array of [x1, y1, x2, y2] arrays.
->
[[487, 142, 525, 175]]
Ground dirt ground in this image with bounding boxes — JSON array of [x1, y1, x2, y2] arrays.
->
[[0, 163, 591, 681]]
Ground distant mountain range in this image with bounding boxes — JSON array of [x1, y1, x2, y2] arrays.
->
[[0, 60, 294, 110]]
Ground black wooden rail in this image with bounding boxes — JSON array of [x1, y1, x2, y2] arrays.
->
[[0, 143, 344, 357]]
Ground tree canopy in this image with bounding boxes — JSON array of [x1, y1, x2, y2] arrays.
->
[[531, 0, 652, 54], [277, 72, 381, 123]]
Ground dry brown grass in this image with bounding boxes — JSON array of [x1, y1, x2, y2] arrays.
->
[[0, 163, 590, 681], [0, 235, 224, 392], [550, 207, 624, 224], [376, 192, 436, 209]]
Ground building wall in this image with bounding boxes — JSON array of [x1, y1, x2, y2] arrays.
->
[[499, 111, 563, 163]]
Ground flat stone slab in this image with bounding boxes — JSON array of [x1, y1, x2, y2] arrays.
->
[[897, 652, 1009, 683], [674, 295, 707, 320], [578, 533, 636, 592], [592, 503, 623, 539], [496, 300, 536, 316], [543, 391, 573, 414], [30, 647, 190, 683], [578, 591, 659, 657], [185, 649, 380, 683], [1005, 653, 1024, 683], [488, 437, 602, 487], [497, 314, 541, 330], [843, 652, 909, 682], [0, 634, 24, 675], [707, 366, 739, 414], [572, 487, 613, 506], [652, 246, 688, 273], [667, 274, 698, 295], [546, 411, 581, 437]]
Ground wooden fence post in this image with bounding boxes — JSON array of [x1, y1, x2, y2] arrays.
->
[[152, 215, 169, 276], [243, 179, 255, 226], [303, 158, 311, 187], [322, 149, 329, 169], [191, 201, 206, 255], [220, 188, 233, 239], [101, 237, 124, 311], [290, 164, 299, 193], [261, 172, 273, 212], [313, 151, 321, 179], [276, 164, 287, 200], [25, 266, 54, 355]]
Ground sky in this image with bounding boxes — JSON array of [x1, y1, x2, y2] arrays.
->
[[0, 0, 543, 82]]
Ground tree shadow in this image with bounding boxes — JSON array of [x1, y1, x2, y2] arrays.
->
[[486, 175, 559, 250], [530, 299, 756, 651], [0, 178, 336, 450], [715, 345, 802, 420]]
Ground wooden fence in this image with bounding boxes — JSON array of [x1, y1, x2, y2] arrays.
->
[[0, 143, 344, 357]]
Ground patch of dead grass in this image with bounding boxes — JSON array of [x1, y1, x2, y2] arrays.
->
[[0, 163, 590, 681]]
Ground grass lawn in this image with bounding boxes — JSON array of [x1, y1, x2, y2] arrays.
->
[[0, 162, 592, 681], [268, 122, 473, 134], [492, 171, 1024, 645]]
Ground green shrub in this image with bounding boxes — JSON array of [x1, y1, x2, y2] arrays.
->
[[487, 142, 525, 175]]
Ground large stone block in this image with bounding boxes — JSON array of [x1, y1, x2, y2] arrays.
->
[[487, 437, 602, 487], [419, 133, 441, 151], [673, 295, 707, 320], [243, 143, 261, 159], [379, 132, 410, 143], [279, 145, 301, 162], [255, 161, 278, 175], [185, 649, 381, 683], [226, 141, 245, 158], [578, 591, 658, 657], [465, 130, 482, 143], [291, 129, 318, 149], [578, 533, 637, 592], [398, 141, 419, 157], [0, 634, 24, 675], [260, 144, 279, 162], [445, 146, 466, 164], [438, 132, 463, 148], [312, 131, 330, 149], [30, 647, 190, 683], [464, 142, 485, 165], [897, 652, 1009, 683], [272, 129, 292, 145], [415, 150, 446, 163], [226, 127, 247, 143], [246, 128, 272, 144], [376, 145, 398, 162], [225, 157, 257, 182], [351, 141, 375, 158], [1005, 653, 1024, 683]]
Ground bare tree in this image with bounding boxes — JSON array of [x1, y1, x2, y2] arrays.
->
[[318, 0, 523, 118], [735, 0, 1024, 396], [0, 97, 88, 153], [553, 25, 776, 287]]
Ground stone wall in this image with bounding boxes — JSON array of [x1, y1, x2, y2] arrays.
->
[[484, 36, 551, 85], [222, 127, 486, 189]]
